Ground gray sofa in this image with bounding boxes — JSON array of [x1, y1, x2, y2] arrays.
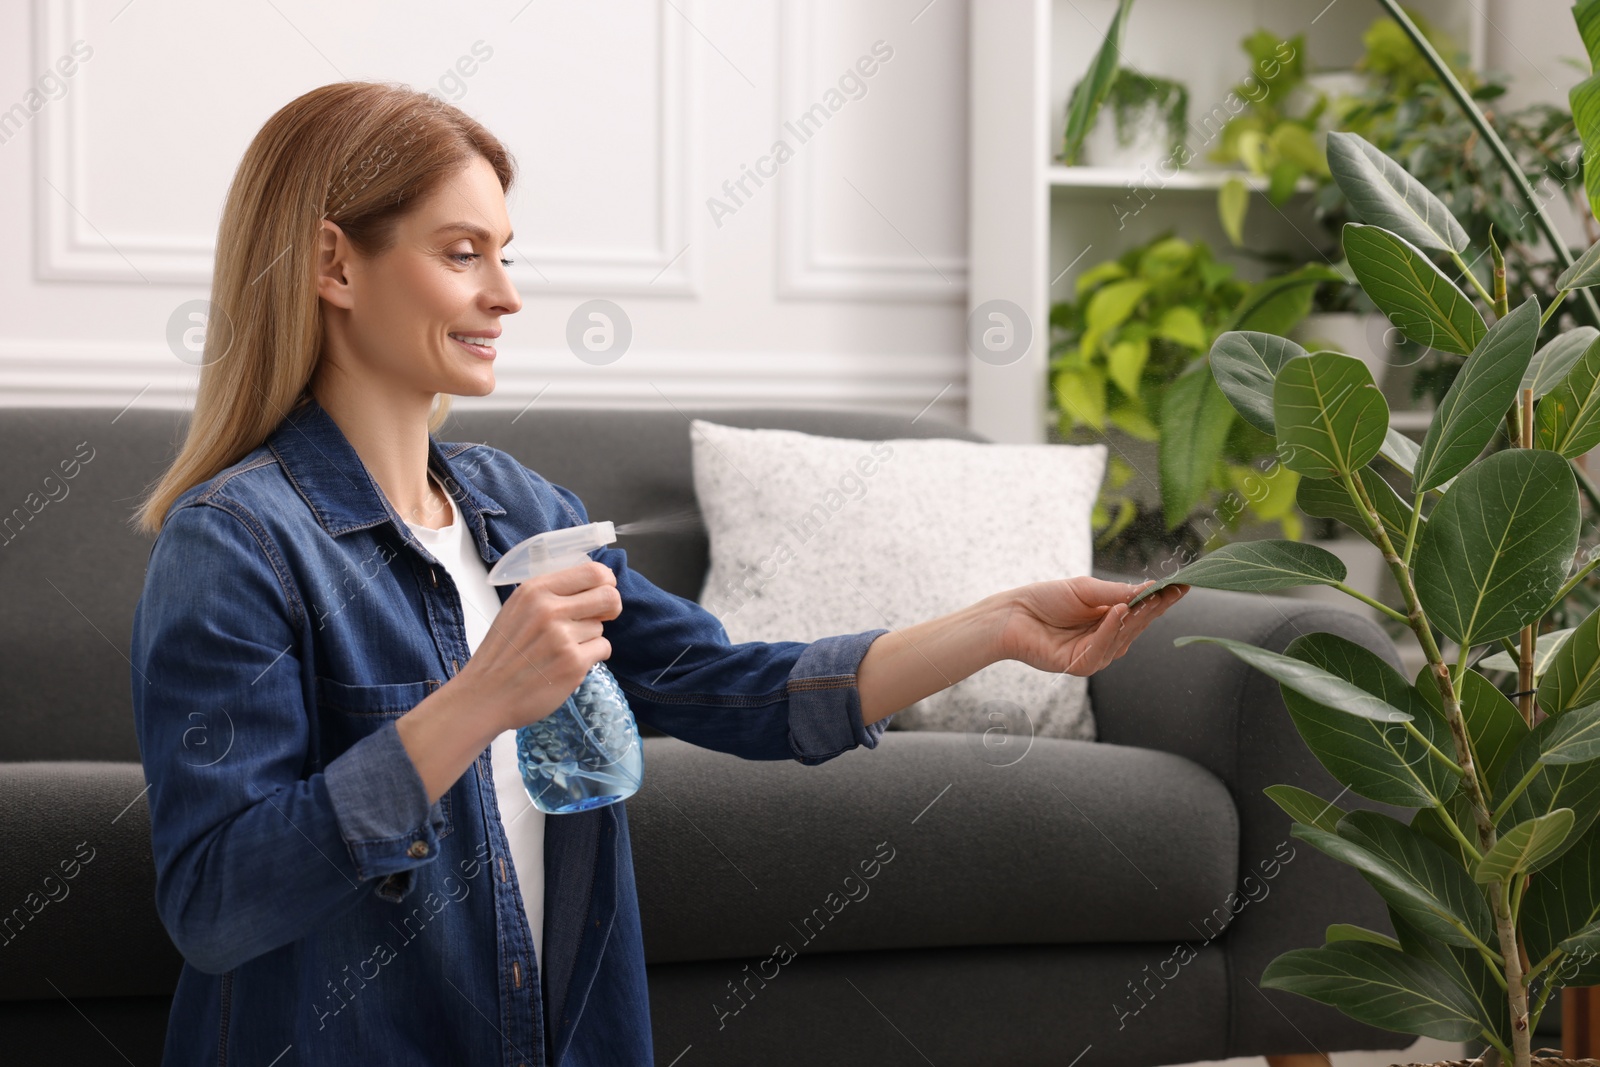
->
[[0, 404, 1420, 1065]]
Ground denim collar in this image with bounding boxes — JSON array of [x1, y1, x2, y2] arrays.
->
[[266, 392, 506, 541]]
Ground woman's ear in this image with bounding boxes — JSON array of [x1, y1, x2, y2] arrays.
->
[[315, 218, 357, 310]]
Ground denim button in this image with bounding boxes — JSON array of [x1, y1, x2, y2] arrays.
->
[[408, 840, 429, 858]]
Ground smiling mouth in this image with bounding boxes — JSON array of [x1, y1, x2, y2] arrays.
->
[[448, 333, 497, 359]]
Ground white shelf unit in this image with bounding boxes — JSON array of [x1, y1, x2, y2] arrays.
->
[[967, 0, 1488, 444]]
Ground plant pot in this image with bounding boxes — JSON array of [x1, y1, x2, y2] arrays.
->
[[1081, 103, 1182, 171], [1290, 312, 1392, 390]]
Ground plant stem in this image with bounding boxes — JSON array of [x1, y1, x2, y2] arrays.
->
[[1404, 719, 1467, 778], [1520, 387, 1537, 725], [1489, 878, 1532, 1062], [1550, 550, 1600, 610], [1541, 290, 1571, 328], [1374, 0, 1600, 331], [1491, 760, 1543, 826], [1527, 945, 1563, 984], [1333, 581, 1411, 622], [1491, 234, 1511, 320], [1451, 249, 1496, 307], [1431, 797, 1485, 864], [1402, 490, 1425, 567]]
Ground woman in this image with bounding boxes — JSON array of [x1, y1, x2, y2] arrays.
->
[[128, 81, 1187, 1066]]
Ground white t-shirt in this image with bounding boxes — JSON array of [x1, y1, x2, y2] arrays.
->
[[404, 473, 546, 986]]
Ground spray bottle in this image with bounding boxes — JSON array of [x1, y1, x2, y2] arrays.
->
[[486, 521, 643, 813]]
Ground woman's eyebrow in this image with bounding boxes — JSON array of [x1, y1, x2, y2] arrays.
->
[[432, 221, 514, 246]]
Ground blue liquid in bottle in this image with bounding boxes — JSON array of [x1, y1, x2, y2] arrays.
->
[[516, 661, 643, 813]]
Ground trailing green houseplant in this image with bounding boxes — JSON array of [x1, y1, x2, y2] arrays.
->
[[1078, 66, 1189, 167], [1047, 232, 1338, 562], [1128, 128, 1600, 1067]]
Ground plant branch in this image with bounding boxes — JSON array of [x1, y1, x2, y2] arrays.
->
[[1405, 719, 1468, 779], [1550, 550, 1600, 611], [1402, 490, 1425, 567], [1430, 797, 1485, 865], [1491, 760, 1543, 826], [1541, 290, 1571, 328], [1332, 581, 1411, 622], [1450, 249, 1496, 306]]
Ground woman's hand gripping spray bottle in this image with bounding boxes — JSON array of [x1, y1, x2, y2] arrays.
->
[[486, 522, 643, 813]]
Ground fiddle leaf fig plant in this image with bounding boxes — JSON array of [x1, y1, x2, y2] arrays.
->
[[1128, 129, 1600, 1066]]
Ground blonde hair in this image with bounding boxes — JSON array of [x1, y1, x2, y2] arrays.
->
[[131, 81, 517, 537]]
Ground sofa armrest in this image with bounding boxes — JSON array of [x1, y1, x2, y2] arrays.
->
[[0, 761, 183, 1001], [1088, 580, 1415, 1057]]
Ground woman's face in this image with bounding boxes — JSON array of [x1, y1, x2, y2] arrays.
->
[[314, 154, 522, 402]]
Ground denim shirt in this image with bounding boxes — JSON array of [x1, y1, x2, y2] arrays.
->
[[128, 394, 893, 1066]]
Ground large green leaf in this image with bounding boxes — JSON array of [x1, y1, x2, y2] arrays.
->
[[1412, 449, 1581, 647], [1127, 540, 1346, 607], [1325, 131, 1469, 255], [1173, 635, 1414, 722], [1496, 718, 1600, 867], [1159, 364, 1235, 529], [1535, 332, 1600, 458], [1474, 809, 1575, 884], [1326, 923, 1402, 951], [1294, 811, 1494, 949], [1059, 0, 1135, 166], [1477, 627, 1577, 678], [1380, 426, 1420, 477], [1559, 240, 1600, 292], [1541, 603, 1600, 717], [1526, 327, 1600, 398], [1388, 906, 1513, 1052], [1260, 941, 1482, 1041], [1412, 296, 1542, 491], [1571, 0, 1600, 226], [1343, 223, 1487, 357], [1280, 632, 1461, 808], [1543, 703, 1600, 764], [1265, 784, 1346, 834], [1297, 466, 1421, 548], [1536, 601, 1600, 716], [1416, 666, 1529, 790], [1273, 352, 1390, 479], [1209, 331, 1308, 434], [1522, 821, 1600, 987]]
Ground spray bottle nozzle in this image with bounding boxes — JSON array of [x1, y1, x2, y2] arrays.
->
[[487, 521, 616, 586]]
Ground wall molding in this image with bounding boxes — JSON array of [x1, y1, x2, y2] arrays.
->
[[34, 0, 700, 295], [775, 0, 966, 303], [0, 340, 967, 414]]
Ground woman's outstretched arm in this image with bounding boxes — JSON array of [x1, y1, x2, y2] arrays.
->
[[855, 577, 1190, 726]]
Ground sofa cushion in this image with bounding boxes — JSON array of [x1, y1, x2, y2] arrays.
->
[[629, 732, 1239, 965], [686, 419, 1107, 740]]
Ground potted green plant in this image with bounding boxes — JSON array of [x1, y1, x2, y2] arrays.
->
[[1130, 127, 1600, 1067], [1210, 30, 1332, 245], [1076, 66, 1190, 169], [1047, 232, 1338, 571]]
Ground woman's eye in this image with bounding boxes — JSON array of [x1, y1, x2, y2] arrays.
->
[[450, 253, 515, 267]]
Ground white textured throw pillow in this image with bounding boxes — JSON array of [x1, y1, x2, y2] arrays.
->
[[689, 420, 1108, 740]]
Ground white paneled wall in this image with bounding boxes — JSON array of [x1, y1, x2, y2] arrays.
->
[[0, 0, 969, 421]]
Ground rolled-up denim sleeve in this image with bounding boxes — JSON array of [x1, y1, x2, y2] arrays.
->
[[537, 476, 893, 764], [130, 501, 441, 975]]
